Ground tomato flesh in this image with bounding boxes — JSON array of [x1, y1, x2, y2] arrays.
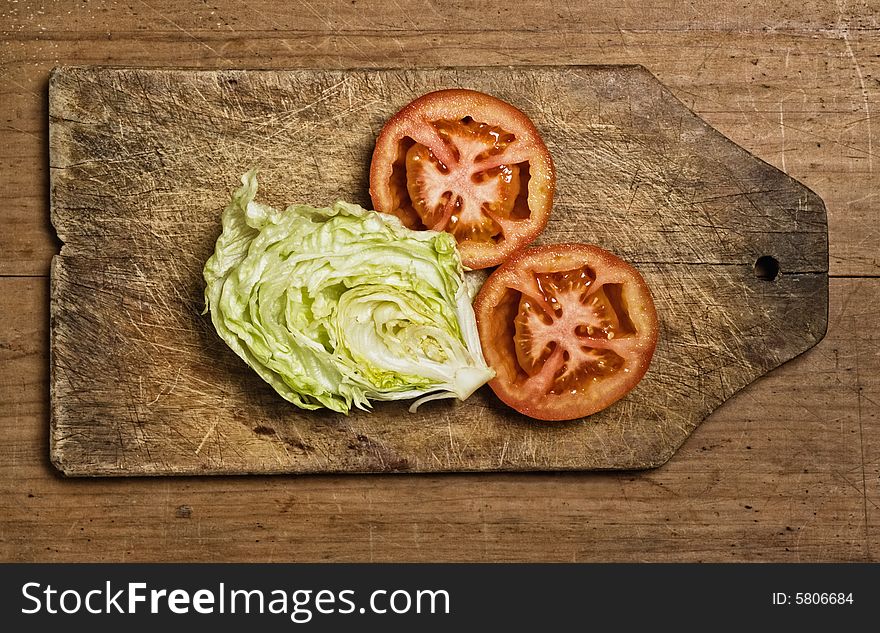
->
[[474, 244, 658, 421], [513, 267, 629, 396], [403, 118, 523, 242], [370, 89, 555, 269]]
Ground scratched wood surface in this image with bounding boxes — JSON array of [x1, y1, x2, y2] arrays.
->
[[1, 0, 877, 560], [48, 66, 827, 475]]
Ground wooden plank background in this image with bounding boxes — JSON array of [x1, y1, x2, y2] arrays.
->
[[1, 0, 878, 560]]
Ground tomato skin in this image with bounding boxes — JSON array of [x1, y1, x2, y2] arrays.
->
[[474, 244, 659, 421], [370, 89, 555, 269]]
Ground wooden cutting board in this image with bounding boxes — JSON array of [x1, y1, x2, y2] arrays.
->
[[49, 66, 828, 476]]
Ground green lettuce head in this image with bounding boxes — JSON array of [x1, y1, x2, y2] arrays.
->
[[203, 170, 494, 414]]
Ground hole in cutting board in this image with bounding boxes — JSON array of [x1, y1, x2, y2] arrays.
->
[[754, 255, 780, 281]]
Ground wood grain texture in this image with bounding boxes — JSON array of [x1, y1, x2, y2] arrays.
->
[[49, 66, 827, 475], [3, 277, 878, 561], [4, 0, 879, 34], [0, 0, 876, 561], [3, 13, 876, 276]]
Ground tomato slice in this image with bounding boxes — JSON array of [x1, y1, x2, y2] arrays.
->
[[474, 244, 659, 421], [370, 89, 555, 269]]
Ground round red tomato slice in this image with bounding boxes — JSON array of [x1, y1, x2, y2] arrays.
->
[[370, 89, 555, 269], [474, 244, 659, 421]]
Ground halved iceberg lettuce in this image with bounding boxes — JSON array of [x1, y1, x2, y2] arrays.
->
[[203, 171, 493, 414]]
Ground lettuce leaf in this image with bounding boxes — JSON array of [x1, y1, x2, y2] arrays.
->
[[203, 170, 494, 414]]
